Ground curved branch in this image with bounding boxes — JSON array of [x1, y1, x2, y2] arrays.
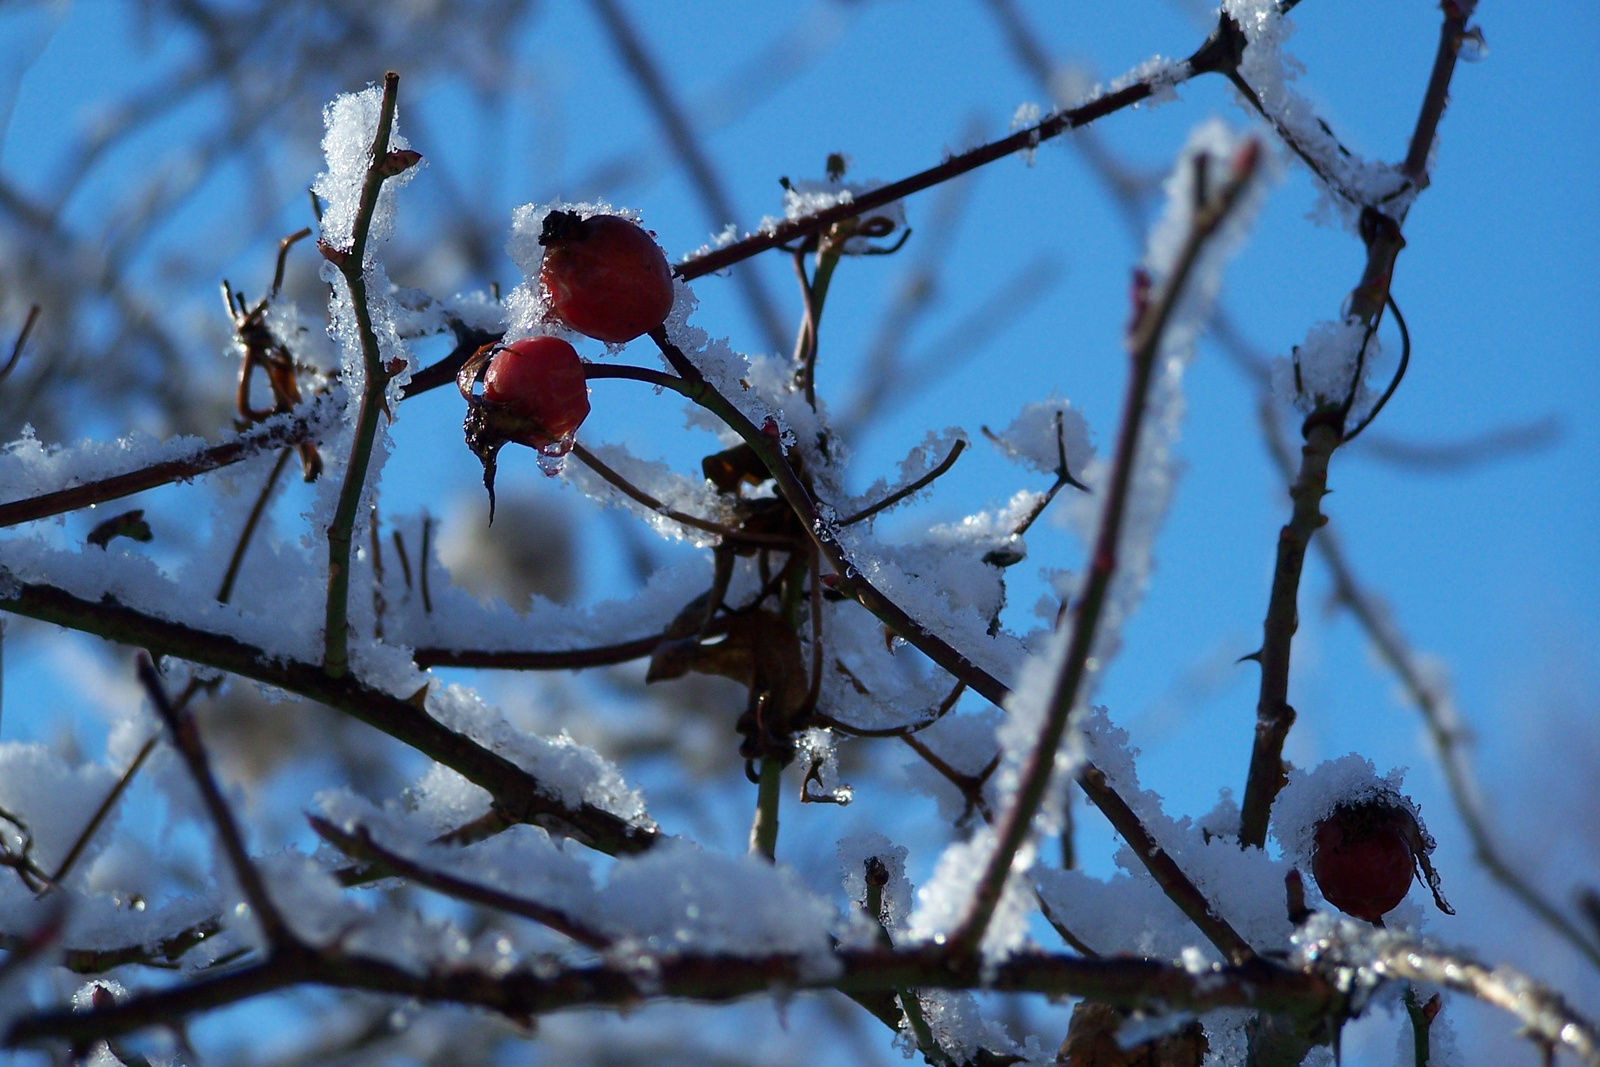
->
[[570, 442, 790, 546], [310, 817, 612, 950], [838, 439, 966, 526]]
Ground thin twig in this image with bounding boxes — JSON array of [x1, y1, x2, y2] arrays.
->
[[309, 818, 612, 950], [1078, 765, 1253, 963], [570, 442, 787, 545], [952, 144, 1263, 961], [1402, 3, 1474, 190], [45, 733, 158, 890], [216, 447, 293, 604], [676, 25, 1235, 281], [0, 304, 40, 383], [646, 324, 1012, 708], [838, 439, 966, 526], [420, 512, 434, 614], [900, 734, 994, 823], [136, 655, 292, 948], [1341, 293, 1411, 443]]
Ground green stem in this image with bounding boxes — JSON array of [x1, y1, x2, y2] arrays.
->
[[898, 992, 950, 1065], [749, 757, 781, 860], [322, 72, 403, 678], [1403, 988, 1434, 1067]]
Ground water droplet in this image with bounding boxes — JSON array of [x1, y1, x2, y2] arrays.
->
[[535, 432, 577, 477], [1457, 26, 1487, 63]]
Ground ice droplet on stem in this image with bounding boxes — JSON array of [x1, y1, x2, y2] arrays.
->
[[535, 431, 578, 476], [1457, 26, 1487, 63]]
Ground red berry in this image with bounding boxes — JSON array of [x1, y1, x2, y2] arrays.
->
[[539, 211, 674, 344], [482, 337, 590, 448], [1311, 802, 1418, 922]]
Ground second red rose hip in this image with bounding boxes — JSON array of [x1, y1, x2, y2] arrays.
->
[[484, 336, 590, 448]]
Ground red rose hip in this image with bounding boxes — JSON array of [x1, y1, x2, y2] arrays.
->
[[1311, 802, 1418, 922], [483, 336, 590, 448], [539, 211, 674, 344]]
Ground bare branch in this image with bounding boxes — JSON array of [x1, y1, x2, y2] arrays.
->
[[955, 143, 1264, 961], [136, 655, 292, 948], [309, 817, 612, 950]]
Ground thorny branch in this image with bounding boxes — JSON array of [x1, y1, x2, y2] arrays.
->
[[1238, 0, 1476, 848], [1254, 396, 1600, 971], [320, 71, 416, 678]]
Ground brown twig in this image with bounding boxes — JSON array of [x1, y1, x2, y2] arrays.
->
[[900, 733, 995, 824], [675, 24, 1236, 282], [309, 817, 612, 950], [570, 442, 787, 546], [0, 304, 40, 384], [216, 447, 293, 604], [1237, 412, 1339, 849], [413, 634, 663, 672], [953, 144, 1263, 961], [1402, 3, 1475, 190], [646, 325, 1012, 708], [136, 655, 292, 948], [1078, 765, 1253, 963], [45, 734, 158, 891], [838, 439, 966, 526], [0, 406, 325, 530], [419, 511, 434, 614]]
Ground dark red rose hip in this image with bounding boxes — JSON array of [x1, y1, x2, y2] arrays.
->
[[1311, 801, 1421, 922]]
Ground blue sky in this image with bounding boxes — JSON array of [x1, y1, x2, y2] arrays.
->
[[1, 1, 1597, 1062]]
